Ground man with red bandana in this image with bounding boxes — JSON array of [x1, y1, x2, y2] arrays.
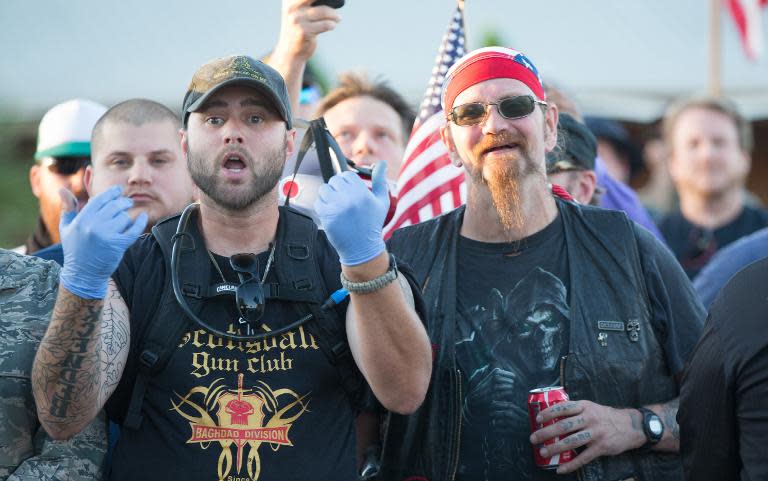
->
[[381, 47, 705, 481]]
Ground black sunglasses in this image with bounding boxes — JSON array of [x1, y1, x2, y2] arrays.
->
[[448, 95, 548, 127], [230, 253, 266, 323], [41, 156, 91, 175]]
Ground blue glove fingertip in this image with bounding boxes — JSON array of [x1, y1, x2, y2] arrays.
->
[[59, 210, 78, 229], [126, 211, 149, 238], [371, 161, 389, 198]]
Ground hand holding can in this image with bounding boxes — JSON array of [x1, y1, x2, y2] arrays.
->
[[528, 386, 576, 469]]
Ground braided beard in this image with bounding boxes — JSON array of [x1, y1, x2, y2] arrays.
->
[[470, 131, 541, 232]]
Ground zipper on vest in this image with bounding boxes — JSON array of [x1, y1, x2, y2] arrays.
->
[[561, 354, 587, 481], [449, 368, 463, 481], [577, 467, 585, 481], [559, 355, 568, 389]]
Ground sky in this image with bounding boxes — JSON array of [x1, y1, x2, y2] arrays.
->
[[1, 0, 767, 122]]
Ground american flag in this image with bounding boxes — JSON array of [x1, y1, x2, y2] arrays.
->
[[384, 1, 467, 237], [726, 0, 768, 59]]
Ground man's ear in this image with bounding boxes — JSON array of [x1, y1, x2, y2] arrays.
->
[[579, 170, 598, 205], [544, 102, 560, 152], [180, 129, 188, 159], [665, 147, 683, 184], [84, 165, 94, 197], [29, 164, 42, 198], [439, 124, 462, 167], [285, 128, 296, 160]]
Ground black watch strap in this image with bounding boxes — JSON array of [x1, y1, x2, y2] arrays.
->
[[638, 407, 664, 449]]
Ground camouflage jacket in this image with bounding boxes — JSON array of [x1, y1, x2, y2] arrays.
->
[[0, 250, 106, 480]]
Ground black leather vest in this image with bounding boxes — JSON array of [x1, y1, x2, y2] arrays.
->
[[381, 200, 681, 481]]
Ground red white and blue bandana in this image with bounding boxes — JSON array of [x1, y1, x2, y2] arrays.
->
[[442, 47, 546, 113]]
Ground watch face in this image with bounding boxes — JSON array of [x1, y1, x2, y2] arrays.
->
[[649, 417, 663, 436]]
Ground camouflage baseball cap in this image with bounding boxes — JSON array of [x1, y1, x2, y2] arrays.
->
[[182, 55, 292, 129]]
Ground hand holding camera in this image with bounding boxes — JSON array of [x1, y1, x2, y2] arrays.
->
[[274, 0, 342, 63]]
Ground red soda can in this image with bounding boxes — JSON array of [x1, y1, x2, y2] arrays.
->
[[528, 386, 576, 469]]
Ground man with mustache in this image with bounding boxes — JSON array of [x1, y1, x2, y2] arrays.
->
[[31, 55, 431, 481], [382, 47, 705, 481], [35, 99, 196, 266]]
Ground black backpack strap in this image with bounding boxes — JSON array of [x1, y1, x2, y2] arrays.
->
[[275, 206, 363, 402], [124, 209, 209, 430]]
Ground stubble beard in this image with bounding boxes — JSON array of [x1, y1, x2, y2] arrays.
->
[[187, 135, 287, 212], [469, 131, 542, 232]]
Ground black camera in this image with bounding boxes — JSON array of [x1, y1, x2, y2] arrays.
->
[[311, 0, 345, 8]]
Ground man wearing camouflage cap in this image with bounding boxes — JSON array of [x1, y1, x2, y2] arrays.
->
[[382, 46, 705, 481], [32, 55, 430, 481], [0, 249, 106, 480]]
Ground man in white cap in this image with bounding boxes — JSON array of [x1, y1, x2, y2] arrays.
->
[[35, 98, 196, 266], [19, 99, 107, 255], [382, 46, 705, 481]]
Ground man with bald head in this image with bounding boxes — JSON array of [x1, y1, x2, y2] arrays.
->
[[86, 99, 195, 226], [382, 47, 705, 481], [35, 99, 195, 265]]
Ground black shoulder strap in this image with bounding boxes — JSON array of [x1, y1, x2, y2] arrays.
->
[[275, 206, 362, 401], [124, 210, 208, 430]]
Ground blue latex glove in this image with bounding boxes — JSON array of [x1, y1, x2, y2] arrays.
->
[[314, 161, 389, 266], [59, 185, 148, 299]]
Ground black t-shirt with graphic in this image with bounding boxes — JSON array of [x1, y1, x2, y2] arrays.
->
[[660, 204, 768, 279], [453, 213, 705, 481], [454, 214, 575, 481], [107, 229, 361, 481]]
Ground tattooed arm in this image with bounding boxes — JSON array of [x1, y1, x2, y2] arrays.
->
[[529, 397, 681, 474], [32, 280, 130, 440]]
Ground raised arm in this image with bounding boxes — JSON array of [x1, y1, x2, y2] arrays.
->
[[31, 185, 147, 439], [32, 281, 129, 440], [343, 253, 431, 414], [267, 0, 340, 116], [314, 162, 432, 414]]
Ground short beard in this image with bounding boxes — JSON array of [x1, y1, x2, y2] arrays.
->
[[187, 134, 286, 211], [470, 130, 542, 232]]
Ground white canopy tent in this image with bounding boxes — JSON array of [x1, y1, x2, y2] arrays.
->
[[1, 0, 766, 122]]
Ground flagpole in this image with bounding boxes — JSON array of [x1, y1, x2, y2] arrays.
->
[[709, 0, 722, 96]]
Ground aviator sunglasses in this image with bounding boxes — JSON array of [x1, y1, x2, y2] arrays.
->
[[447, 95, 548, 127], [229, 253, 268, 323], [40, 156, 91, 175]]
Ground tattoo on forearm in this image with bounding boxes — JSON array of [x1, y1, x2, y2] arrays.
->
[[661, 398, 680, 440], [100, 289, 129, 398], [34, 288, 103, 428]]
